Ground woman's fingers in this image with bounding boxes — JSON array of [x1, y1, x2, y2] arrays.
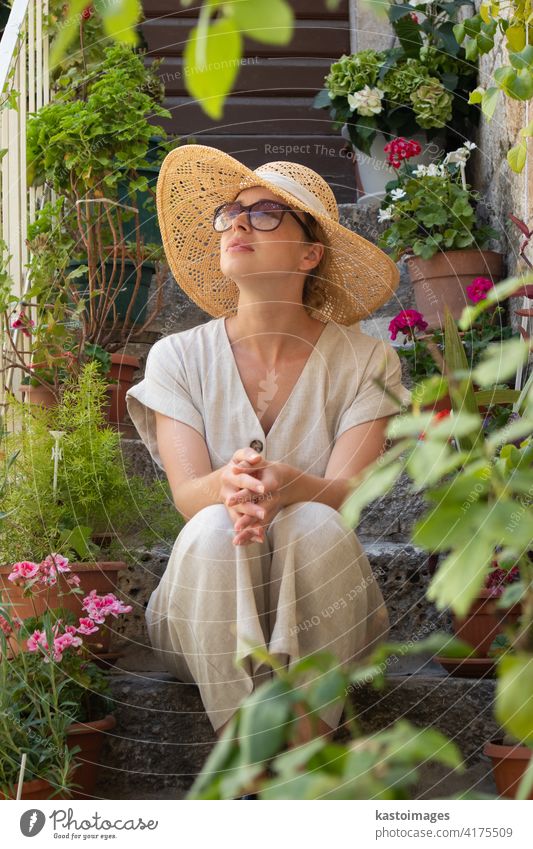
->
[[232, 500, 265, 522], [232, 448, 262, 466], [233, 525, 264, 545], [231, 470, 265, 493]]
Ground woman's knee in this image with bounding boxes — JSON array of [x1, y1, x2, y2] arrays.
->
[[272, 500, 351, 542], [178, 503, 234, 546]]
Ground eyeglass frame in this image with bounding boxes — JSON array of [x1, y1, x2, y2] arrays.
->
[[212, 198, 317, 243]]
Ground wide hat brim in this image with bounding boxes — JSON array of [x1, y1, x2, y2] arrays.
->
[[156, 144, 400, 325]]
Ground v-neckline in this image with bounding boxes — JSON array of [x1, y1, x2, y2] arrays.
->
[[219, 317, 332, 440]]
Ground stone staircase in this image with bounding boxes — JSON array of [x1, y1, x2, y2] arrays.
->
[[96, 202, 501, 799]]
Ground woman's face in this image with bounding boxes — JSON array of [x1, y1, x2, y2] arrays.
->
[[218, 186, 323, 286]]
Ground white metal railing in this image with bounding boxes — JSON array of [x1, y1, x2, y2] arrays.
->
[[0, 0, 50, 411]]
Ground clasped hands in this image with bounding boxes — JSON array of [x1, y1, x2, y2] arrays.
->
[[220, 447, 289, 546]]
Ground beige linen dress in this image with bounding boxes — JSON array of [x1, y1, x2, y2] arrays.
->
[[125, 317, 412, 732]]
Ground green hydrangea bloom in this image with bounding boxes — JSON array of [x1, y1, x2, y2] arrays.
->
[[324, 50, 386, 97], [410, 79, 453, 128], [381, 58, 431, 106], [419, 45, 471, 79]]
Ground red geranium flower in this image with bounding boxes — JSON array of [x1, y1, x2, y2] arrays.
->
[[419, 408, 451, 441], [383, 137, 422, 169], [388, 308, 428, 341], [466, 276, 494, 303]]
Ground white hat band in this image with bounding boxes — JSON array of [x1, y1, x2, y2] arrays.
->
[[254, 169, 329, 218]]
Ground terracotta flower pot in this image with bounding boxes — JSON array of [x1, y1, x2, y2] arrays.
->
[[0, 777, 66, 800], [18, 383, 58, 408], [65, 714, 116, 799], [0, 561, 128, 653], [452, 588, 522, 658], [18, 353, 139, 437], [484, 739, 533, 800], [103, 352, 140, 438], [406, 249, 503, 329], [0, 714, 116, 800]]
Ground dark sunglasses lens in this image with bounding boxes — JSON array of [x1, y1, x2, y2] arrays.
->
[[213, 202, 241, 231]]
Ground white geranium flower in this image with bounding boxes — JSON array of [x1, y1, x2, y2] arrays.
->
[[377, 205, 394, 222], [412, 164, 428, 177], [347, 85, 384, 117], [426, 163, 441, 176], [464, 141, 477, 150], [391, 188, 406, 200]]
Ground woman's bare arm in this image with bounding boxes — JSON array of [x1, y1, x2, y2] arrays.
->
[[155, 410, 225, 520], [154, 412, 267, 524], [279, 416, 392, 512]]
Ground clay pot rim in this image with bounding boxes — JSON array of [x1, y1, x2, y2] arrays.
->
[[109, 353, 140, 367], [484, 739, 533, 759], [1, 775, 56, 799], [66, 713, 116, 737], [406, 248, 504, 265], [0, 560, 128, 574]]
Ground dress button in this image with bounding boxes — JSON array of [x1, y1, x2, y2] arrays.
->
[[249, 439, 263, 453]]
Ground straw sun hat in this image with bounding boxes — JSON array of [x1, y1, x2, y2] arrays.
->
[[156, 144, 400, 325]]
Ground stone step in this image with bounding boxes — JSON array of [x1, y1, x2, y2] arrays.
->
[[110, 538, 445, 658], [92, 666, 500, 799]]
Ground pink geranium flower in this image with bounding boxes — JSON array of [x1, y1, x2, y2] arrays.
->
[[10, 311, 35, 337], [466, 276, 494, 303], [388, 309, 428, 341], [81, 590, 132, 624], [77, 617, 100, 636], [41, 553, 71, 573], [0, 614, 21, 636], [7, 561, 40, 584]]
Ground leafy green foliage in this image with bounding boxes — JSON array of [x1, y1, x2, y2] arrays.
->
[[187, 640, 468, 799], [27, 44, 170, 197], [377, 157, 499, 261], [455, 1, 533, 172], [0, 607, 112, 797], [0, 362, 181, 563], [314, 1, 478, 154]]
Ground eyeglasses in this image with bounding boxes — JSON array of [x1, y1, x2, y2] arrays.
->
[[212, 199, 316, 242]]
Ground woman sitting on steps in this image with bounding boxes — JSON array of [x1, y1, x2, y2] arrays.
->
[[125, 145, 412, 752]]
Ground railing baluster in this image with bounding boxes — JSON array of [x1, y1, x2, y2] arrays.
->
[[0, 0, 50, 412]]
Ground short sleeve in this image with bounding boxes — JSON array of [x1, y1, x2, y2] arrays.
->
[[125, 335, 205, 470], [335, 339, 412, 439]]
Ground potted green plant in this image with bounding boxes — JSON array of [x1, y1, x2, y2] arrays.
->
[[484, 734, 533, 800], [339, 271, 533, 799], [312, 1, 478, 199], [0, 361, 181, 586], [0, 561, 132, 800], [26, 43, 172, 343], [388, 278, 518, 417], [0, 204, 141, 433], [434, 560, 524, 677], [377, 139, 501, 325]]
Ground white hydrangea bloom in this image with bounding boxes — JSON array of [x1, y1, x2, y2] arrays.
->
[[347, 85, 384, 116]]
